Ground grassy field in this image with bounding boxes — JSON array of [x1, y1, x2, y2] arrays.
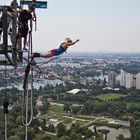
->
[[62, 117, 73, 124], [97, 93, 127, 101], [49, 104, 64, 114], [124, 102, 140, 108]]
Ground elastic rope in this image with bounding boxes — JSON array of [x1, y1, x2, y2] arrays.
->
[[37, 55, 62, 67], [22, 32, 34, 128]]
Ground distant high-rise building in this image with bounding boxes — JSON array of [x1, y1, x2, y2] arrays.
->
[[133, 77, 136, 88], [136, 73, 140, 89], [125, 73, 134, 89], [108, 71, 116, 87], [120, 69, 126, 86]]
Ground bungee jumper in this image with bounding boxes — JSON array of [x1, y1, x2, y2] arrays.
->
[[16, 6, 35, 51], [30, 38, 80, 62]]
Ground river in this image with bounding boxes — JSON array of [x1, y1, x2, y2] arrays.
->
[[0, 79, 65, 91]]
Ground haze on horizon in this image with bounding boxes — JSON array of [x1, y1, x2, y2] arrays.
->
[[0, 0, 140, 53]]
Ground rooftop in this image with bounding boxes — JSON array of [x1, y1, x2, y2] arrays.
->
[[67, 89, 81, 95]]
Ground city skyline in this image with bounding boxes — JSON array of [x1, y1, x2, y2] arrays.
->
[[120, 69, 140, 89], [0, 0, 140, 53]]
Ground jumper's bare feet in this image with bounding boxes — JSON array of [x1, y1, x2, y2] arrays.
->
[[29, 54, 35, 61], [29, 60, 36, 65]]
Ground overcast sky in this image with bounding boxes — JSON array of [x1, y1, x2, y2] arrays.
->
[[1, 0, 140, 53]]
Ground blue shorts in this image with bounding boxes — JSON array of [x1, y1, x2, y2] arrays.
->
[[51, 47, 64, 56]]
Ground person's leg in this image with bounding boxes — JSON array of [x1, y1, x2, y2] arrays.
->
[[40, 52, 53, 58], [16, 37, 22, 50], [16, 28, 23, 50], [16, 32, 23, 62], [30, 51, 53, 61], [23, 37, 27, 50], [23, 28, 28, 50]]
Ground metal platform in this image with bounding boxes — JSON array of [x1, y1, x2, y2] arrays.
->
[[0, 44, 13, 53]]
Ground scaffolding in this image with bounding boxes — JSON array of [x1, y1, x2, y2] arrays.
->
[[0, 4, 17, 66]]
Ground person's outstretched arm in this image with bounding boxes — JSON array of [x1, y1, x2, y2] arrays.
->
[[65, 39, 80, 47]]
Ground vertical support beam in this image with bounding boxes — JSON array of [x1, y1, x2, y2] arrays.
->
[[2, 7, 8, 52], [12, 0, 18, 67], [4, 114, 7, 140], [2, 7, 14, 66]]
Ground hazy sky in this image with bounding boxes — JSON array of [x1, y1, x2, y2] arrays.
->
[[1, 0, 140, 53]]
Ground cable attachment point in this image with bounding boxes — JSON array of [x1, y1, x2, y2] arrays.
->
[[23, 64, 31, 89], [3, 98, 9, 114]]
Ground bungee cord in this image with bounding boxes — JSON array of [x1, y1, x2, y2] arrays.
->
[[22, 32, 34, 140]]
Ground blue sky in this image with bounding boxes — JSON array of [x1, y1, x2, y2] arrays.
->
[[1, 0, 140, 52]]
